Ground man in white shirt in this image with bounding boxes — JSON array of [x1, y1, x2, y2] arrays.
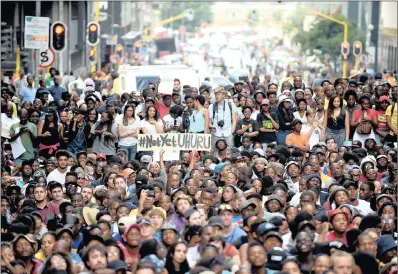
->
[[208, 87, 238, 147], [47, 150, 71, 185], [343, 180, 374, 216]]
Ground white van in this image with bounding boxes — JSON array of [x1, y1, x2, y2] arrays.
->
[[118, 65, 200, 94]]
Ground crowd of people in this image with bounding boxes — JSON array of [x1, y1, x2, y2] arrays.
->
[[0, 66, 397, 274]]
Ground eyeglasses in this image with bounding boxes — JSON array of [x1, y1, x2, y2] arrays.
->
[[381, 219, 394, 224], [78, 176, 85, 180]]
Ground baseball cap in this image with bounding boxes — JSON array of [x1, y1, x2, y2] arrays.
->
[[218, 204, 234, 214], [240, 200, 256, 211], [96, 153, 106, 161], [257, 222, 278, 237], [379, 95, 390, 103], [264, 231, 283, 243], [208, 216, 225, 229], [137, 218, 153, 226], [297, 220, 316, 232], [343, 180, 358, 189], [122, 168, 135, 177], [140, 155, 152, 164], [266, 247, 287, 270]]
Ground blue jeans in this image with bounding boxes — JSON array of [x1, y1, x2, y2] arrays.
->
[[119, 144, 137, 162], [276, 130, 290, 145]]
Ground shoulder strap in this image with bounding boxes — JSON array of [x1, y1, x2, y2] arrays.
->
[[392, 103, 396, 115], [228, 101, 233, 123]]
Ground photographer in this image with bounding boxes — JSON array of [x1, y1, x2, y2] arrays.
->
[[163, 105, 183, 133], [208, 87, 238, 147]]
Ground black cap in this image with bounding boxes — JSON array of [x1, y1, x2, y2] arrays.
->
[[108, 260, 127, 271], [291, 119, 303, 127]]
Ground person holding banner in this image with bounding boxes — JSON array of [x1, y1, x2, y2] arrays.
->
[[208, 87, 238, 147], [141, 105, 164, 134]]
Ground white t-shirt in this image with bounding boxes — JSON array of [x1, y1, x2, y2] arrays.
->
[[116, 118, 141, 146], [301, 124, 321, 150], [162, 114, 182, 133], [140, 120, 160, 134], [47, 167, 71, 185], [354, 199, 374, 216]]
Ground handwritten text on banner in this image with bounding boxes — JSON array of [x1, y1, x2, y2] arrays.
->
[[138, 133, 212, 151]]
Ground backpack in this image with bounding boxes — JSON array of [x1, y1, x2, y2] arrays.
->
[[213, 101, 233, 124]]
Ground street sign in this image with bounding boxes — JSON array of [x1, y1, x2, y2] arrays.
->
[[360, 54, 368, 64], [98, 12, 108, 22], [106, 35, 118, 46], [110, 53, 120, 64], [184, 9, 194, 21], [39, 48, 55, 67], [367, 46, 376, 64], [24, 16, 50, 49]]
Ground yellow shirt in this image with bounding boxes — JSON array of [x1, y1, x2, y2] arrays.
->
[[386, 103, 397, 135], [35, 249, 46, 262]]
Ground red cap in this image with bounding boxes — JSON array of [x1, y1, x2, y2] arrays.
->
[[328, 209, 349, 223], [124, 224, 140, 238], [379, 95, 390, 103], [96, 153, 106, 160]]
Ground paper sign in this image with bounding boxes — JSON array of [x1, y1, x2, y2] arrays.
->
[[24, 16, 50, 49], [10, 137, 26, 159], [157, 81, 173, 95], [138, 133, 212, 151], [153, 149, 180, 162]]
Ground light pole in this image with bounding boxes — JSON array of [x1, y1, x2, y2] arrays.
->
[[294, 3, 349, 78], [143, 9, 194, 42]]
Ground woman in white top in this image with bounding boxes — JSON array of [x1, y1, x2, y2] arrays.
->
[[293, 98, 308, 124], [301, 109, 325, 150], [117, 104, 141, 161], [141, 105, 164, 134]]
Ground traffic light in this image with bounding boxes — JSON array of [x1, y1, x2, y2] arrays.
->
[[87, 22, 100, 46], [353, 41, 362, 56], [20, 50, 31, 71], [115, 44, 124, 57], [135, 42, 141, 54], [89, 47, 96, 61], [341, 41, 350, 56], [51, 21, 67, 52], [1, 24, 12, 61]]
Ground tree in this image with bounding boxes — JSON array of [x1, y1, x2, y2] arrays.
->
[[293, 14, 366, 63], [159, 1, 214, 32]]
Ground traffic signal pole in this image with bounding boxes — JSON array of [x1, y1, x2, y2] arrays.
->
[[59, 0, 64, 76], [35, 1, 41, 88], [294, 4, 349, 78]]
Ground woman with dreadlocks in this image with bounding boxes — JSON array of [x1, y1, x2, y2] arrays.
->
[[91, 110, 118, 158]]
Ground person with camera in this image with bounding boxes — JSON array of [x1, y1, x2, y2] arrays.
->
[[208, 87, 238, 147]]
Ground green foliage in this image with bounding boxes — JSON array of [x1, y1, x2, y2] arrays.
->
[[293, 14, 366, 62], [159, 1, 214, 32]]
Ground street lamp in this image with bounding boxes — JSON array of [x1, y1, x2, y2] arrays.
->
[[293, 3, 349, 78]]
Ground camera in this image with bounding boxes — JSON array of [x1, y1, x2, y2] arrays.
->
[[182, 108, 190, 130], [217, 120, 225, 128], [147, 190, 155, 197]]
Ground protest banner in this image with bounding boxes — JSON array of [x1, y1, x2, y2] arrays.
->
[[138, 133, 211, 151]]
